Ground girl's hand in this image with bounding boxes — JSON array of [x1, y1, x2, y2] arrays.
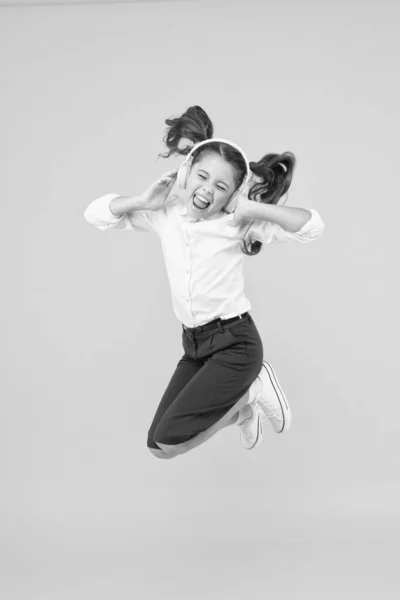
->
[[140, 169, 179, 211], [232, 192, 252, 226]]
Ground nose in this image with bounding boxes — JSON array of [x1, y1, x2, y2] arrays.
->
[[200, 187, 213, 198]]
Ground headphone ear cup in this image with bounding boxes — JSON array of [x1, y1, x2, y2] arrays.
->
[[176, 162, 188, 190], [225, 191, 238, 213]]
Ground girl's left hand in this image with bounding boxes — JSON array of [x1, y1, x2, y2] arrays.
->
[[232, 192, 251, 226]]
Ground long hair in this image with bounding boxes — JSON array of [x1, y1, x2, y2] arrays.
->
[[159, 105, 296, 257], [249, 152, 295, 205], [243, 152, 296, 256], [159, 105, 213, 158]]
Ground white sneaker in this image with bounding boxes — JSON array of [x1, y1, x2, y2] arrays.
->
[[255, 360, 291, 433], [236, 403, 263, 450]]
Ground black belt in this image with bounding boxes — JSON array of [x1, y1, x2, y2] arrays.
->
[[182, 312, 249, 334]]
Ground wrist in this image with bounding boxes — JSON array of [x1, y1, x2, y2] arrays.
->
[[110, 195, 147, 216], [242, 199, 263, 220], [245, 200, 277, 221], [136, 193, 149, 210]]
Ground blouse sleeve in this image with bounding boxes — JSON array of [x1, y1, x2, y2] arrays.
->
[[248, 208, 325, 244], [83, 193, 162, 233]]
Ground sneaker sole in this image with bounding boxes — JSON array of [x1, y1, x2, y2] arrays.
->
[[261, 361, 292, 433]]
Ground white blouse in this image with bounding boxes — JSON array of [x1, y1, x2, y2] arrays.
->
[[84, 195, 325, 327]]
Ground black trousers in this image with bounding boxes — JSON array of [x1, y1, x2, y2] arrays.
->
[[147, 312, 264, 450]]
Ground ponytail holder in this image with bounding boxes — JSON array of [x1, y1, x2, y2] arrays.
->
[[177, 137, 196, 152]]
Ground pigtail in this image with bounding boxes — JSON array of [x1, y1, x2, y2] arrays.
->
[[241, 237, 263, 257], [159, 105, 214, 159], [248, 152, 296, 206], [241, 152, 296, 257]]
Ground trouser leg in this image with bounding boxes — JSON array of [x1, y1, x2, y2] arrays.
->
[[147, 353, 202, 450], [154, 330, 263, 450]]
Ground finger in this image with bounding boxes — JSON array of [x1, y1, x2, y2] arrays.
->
[[158, 172, 177, 186], [166, 176, 178, 189], [161, 168, 178, 180]]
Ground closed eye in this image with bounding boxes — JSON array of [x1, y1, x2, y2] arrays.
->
[[198, 173, 227, 191]]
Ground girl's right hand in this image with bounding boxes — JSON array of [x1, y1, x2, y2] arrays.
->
[[140, 169, 179, 211]]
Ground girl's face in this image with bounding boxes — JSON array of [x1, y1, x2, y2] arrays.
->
[[185, 152, 239, 220]]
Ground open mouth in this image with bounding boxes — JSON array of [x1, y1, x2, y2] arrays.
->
[[192, 193, 211, 212]]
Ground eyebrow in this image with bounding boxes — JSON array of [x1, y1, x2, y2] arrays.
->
[[197, 169, 230, 188]]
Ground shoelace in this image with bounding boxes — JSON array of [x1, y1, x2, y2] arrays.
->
[[255, 397, 283, 422], [241, 405, 257, 433]]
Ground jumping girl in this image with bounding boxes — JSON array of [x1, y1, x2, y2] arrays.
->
[[84, 105, 324, 459]]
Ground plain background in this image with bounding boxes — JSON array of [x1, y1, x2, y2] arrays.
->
[[2, 0, 399, 598]]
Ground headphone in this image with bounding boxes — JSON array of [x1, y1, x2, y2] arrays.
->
[[176, 138, 252, 213]]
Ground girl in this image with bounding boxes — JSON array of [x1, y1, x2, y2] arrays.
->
[[84, 105, 324, 459]]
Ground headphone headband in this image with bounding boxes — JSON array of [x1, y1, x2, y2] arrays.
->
[[183, 138, 251, 189]]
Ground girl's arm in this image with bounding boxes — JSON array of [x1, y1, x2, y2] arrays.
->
[[84, 193, 154, 232], [234, 196, 324, 244], [236, 198, 312, 233], [84, 170, 178, 233], [109, 195, 147, 217]]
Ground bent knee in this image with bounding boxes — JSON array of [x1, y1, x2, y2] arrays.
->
[[148, 447, 177, 460]]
